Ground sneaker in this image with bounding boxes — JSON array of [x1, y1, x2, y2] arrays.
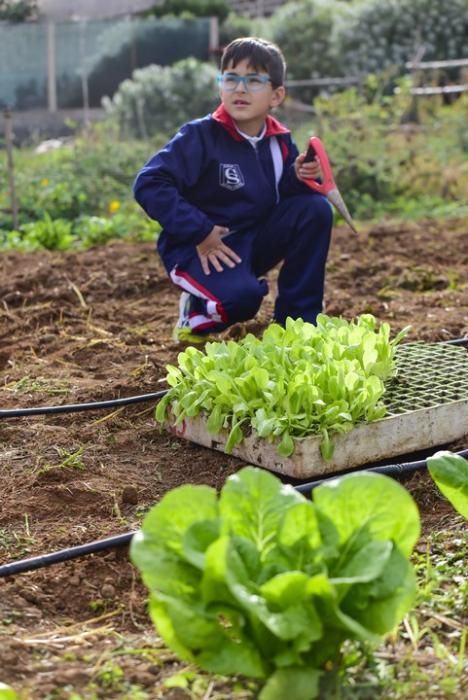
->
[[176, 291, 192, 330], [172, 292, 215, 344], [172, 325, 211, 344]]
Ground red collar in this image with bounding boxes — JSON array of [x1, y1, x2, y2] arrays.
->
[[212, 103, 290, 141]]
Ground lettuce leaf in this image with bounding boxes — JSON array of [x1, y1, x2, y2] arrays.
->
[[427, 451, 468, 518]]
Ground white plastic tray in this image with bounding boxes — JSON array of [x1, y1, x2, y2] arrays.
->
[[165, 343, 468, 478]]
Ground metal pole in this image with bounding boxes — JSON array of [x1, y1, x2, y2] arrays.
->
[[47, 19, 57, 113], [79, 19, 90, 129], [3, 109, 19, 230]]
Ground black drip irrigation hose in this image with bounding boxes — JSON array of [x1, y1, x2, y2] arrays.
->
[[294, 448, 468, 493], [443, 337, 468, 346], [0, 389, 168, 418], [1, 448, 467, 579], [0, 533, 135, 578]]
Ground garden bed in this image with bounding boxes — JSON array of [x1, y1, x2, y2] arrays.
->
[[0, 217, 467, 698]]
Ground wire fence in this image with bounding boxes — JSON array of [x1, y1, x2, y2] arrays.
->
[[283, 57, 468, 114], [0, 16, 211, 111]]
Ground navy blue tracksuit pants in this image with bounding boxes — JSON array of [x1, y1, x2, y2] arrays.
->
[[169, 194, 333, 333]]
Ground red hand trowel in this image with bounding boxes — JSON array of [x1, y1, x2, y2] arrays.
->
[[303, 136, 358, 235]]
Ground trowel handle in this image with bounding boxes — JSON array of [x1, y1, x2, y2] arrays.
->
[[302, 136, 336, 194], [304, 141, 318, 163]]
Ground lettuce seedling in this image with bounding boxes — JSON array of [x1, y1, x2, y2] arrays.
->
[[131, 466, 420, 699], [156, 314, 410, 460]]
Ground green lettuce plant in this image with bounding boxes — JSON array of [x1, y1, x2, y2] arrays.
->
[[156, 314, 410, 460], [427, 451, 468, 518], [0, 205, 159, 252], [0, 683, 17, 700], [131, 466, 420, 700]]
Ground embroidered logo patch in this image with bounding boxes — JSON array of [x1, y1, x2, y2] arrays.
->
[[219, 163, 245, 191]]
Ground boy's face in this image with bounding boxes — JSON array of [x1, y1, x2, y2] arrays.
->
[[219, 58, 285, 136]]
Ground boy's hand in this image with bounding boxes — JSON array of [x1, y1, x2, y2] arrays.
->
[[295, 153, 322, 182], [196, 225, 242, 275]]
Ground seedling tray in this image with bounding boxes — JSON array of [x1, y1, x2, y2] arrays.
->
[[166, 342, 468, 479]]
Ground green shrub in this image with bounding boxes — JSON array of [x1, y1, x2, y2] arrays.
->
[[0, 121, 163, 249], [291, 85, 468, 220], [0, 0, 35, 22], [218, 10, 273, 49], [149, 0, 230, 21], [271, 0, 467, 93], [219, 11, 256, 47], [293, 82, 410, 218], [337, 0, 468, 77], [270, 0, 346, 85], [0, 127, 162, 230], [103, 57, 219, 139]]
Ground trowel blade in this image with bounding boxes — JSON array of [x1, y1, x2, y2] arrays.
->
[[327, 188, 358, 235]]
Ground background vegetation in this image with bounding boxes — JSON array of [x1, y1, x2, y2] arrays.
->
[[0, 0, 36, 22], [270, 0, 467, 83], [0, 0, 467, 251]]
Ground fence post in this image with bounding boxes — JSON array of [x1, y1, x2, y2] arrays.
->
[[47, 19, 57, 113], [408, 44, 426, 123], [209, 16, 219, 58], [3, 109, 19, 230]]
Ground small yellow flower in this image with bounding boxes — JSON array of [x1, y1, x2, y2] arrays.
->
[[40, 178, 49, 186], [109, 199, 121, 214]]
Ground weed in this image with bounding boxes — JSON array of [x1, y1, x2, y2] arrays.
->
[[0, 525, 35, 559], [130, 355, 151, 379], [373, 520, 468, 698], [4, 375, 70, 395], [36, 447, 86, 476], [128, 324, 151, 337], [87, 600, 108, 615], [447, 272, 461, 291], [95, 661, 124, 689]]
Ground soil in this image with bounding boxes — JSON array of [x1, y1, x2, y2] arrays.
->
[[0, 217, 467, 699]]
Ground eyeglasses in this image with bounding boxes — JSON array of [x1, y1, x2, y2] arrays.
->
[[217, 73, 272, 93]]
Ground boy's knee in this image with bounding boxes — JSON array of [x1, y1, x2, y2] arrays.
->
[[223, 278, 267, 323], [316, 196, 334, 228], [302, 194, 333, 230]]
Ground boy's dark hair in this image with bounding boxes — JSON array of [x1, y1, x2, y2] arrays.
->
[[220, 37, 286, 88]]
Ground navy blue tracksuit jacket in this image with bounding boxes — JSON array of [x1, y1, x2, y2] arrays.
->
[[133, 104, 333, 331]]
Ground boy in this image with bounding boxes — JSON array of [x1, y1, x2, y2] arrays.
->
[[133, 37, 333, 342]]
